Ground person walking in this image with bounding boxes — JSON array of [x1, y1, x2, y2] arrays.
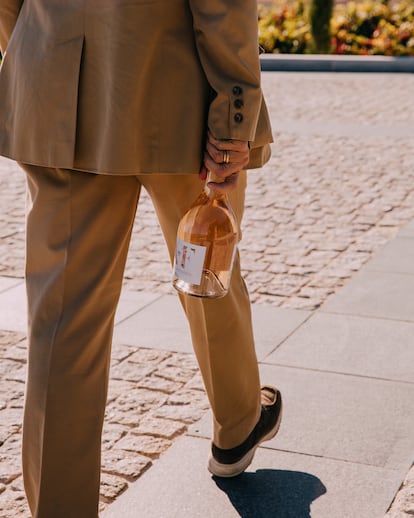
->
[[0, 1, 282, 516]]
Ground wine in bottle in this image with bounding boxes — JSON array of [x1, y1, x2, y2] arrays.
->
[[172, 173, 239, 298]]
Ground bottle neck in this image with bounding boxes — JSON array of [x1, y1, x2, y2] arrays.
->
[[205, 171, 227, 200]]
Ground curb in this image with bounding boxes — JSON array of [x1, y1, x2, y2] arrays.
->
[[260, 54, 414, 73]]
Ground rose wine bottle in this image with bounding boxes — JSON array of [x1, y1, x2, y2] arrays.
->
[[172, 173, 239, 298]]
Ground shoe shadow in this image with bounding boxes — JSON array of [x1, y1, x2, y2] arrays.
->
[[213, 469, 326, 518]]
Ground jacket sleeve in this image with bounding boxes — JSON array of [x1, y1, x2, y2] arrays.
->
[[188, 0, 262, 142], [0, 0, 23, 55]]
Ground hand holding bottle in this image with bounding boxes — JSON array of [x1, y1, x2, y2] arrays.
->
[[199, 131, 250, 193], [173, 166, 240, 298]]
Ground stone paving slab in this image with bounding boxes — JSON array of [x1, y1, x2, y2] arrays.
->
[[190, 364, 414, 472], [114, 292, 311, 360], [0, 278, 163, 334], [251, 304, 310, 361], [0, 281, 26, 332], [265, 312, 414, 383], [399, 220, 414, 238], [102, 436, 402, 518], [0, 278, 311, 363], [322, 270, 414, 322], [0, 277, 22, 293], [364, 237, 414, 275], [113, 295, 192, 353], [114, 291, 162, 326]]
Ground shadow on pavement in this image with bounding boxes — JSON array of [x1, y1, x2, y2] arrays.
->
[[213, 469, 326, 518]]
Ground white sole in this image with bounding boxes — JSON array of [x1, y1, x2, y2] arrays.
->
[[208, 406, 282, 478]]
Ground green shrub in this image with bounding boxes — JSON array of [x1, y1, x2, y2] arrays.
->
[[332, 1, 414, 55], [258, 1, 310, 54], [258, 0, 414, 56]]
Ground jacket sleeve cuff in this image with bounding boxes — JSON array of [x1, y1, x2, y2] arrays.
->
[[207, 85, 262, 142], [189, 0, 262, 142]]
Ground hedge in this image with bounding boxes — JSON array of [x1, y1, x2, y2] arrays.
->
[[258, 0, 414, 56]]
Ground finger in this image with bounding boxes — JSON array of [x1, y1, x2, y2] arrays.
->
[[206, 140, 228, 165], [207, 172, 239, 193], [203, 153, 243, 178], [206, 143, 250, 168], [208, 131, 249, 152]]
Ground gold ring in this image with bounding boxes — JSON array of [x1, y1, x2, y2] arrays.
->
[[223, 150, 230, 164]]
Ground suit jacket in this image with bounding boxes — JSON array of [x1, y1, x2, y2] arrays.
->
[[0, 0, 272, 174]]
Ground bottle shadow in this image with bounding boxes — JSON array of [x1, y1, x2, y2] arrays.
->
[[213, 469, 327, 518]]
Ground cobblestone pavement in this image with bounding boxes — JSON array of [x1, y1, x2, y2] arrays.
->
[[1, 72, 414, 516], [0, 330, 209, 516]]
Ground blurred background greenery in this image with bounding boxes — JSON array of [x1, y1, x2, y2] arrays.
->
[[258, 0, 414, 56]]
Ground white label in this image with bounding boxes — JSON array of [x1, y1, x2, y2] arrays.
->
[[174, 238, 207, 286]]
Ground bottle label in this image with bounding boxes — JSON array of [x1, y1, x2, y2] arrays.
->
[[174, 238, 207, 286]]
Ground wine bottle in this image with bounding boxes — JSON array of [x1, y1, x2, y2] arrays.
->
[[172, 172, 239, 298]]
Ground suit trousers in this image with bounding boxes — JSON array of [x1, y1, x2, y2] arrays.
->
[[20, 164, 261, 517]]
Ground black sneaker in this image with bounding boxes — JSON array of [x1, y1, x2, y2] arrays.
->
[[208, 386, 282, 478]]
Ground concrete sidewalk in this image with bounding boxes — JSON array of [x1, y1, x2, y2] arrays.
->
[[1, 71, 414, 517], [99, 220, 414, 518], [2, 220, 412, 517], [0, 221, 414, 518]]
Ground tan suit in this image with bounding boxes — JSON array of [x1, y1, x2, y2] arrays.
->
[[0, 0, 272, 173], [0, 1, 273, 516]]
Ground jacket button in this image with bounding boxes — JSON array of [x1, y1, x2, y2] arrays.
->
[[232, 85, 243, 96], [234, 99, 244, 109], [234, 113, 244, 123]]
